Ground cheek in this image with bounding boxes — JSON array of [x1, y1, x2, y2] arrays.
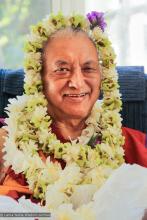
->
[[90, 78, 101, 101], [88, 77, 101, 93], [43, 80, 64, 101]]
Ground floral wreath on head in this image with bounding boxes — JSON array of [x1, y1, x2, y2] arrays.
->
[[4, 11, 125, 218]]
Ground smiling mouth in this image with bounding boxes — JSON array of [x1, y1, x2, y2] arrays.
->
[[64, 93, 89, 97]]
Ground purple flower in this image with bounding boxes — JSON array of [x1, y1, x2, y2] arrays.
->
[[87, 11, 107, 32], [88, 134, 102, 148]]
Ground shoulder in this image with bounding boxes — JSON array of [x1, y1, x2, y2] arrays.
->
[[122, 127, 146, 139], [122, 127, 146, 150], [122, 127, 147, 167]]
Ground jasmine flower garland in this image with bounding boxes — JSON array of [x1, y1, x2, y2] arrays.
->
[[3, 11, 125, 217]]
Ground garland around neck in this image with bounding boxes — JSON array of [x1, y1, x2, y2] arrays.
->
[[4, 12, 125, 215]]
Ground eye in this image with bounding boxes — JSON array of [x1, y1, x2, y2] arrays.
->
[[82, 67, 96, 73], [55, 67, 70, 74]]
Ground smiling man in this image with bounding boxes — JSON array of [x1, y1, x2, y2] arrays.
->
[[42, 29, 101, 140], [0, 13, 147, 215]]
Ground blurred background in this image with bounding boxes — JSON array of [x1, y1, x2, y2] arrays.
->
[[0, 0, 147, 71]]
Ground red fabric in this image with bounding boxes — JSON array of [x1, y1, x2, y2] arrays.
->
[[122, 127, 147, 167], [7, 167, 28, 186], [51, 123, 68, 143]]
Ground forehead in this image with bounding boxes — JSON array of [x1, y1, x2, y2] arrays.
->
[[43, 32, 98, 63]]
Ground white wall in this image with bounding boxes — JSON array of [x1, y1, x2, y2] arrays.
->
[[51, 0, 85, 15]]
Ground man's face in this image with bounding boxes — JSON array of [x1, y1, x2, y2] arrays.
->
[[42, 33, 101, 121]]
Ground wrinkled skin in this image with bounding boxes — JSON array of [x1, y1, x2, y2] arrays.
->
[[42, 32, 101, 139]]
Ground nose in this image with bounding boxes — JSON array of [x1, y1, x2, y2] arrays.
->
[[69, 66, 85, 89]]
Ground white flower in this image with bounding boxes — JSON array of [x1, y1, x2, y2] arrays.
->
[[30, 106, 47, 127], [24, 70, 41, 84], [19, 140, 37, 155], [70, 184, 97, 208], [25, 52, 41, 60], [98, 143, 114, 158], [40, 158, 61, 184], [59, 163, 82, 185], [85, 167, 109, 187], [26, 33, 44, 44], [12, 150, 29, 173], [64, 144, 81, 162], [79, 125, 95, 145], [37, 128, 51, 144], [77, 203, 96, 220], [92, 26, 105, 39], [102, 67, 118, 79], [45, 163, 82, 209], [42, 19, 57, 35], [45, 185, 69, 210], [51, 204, 82, 220], [85, 101, 102, 126]]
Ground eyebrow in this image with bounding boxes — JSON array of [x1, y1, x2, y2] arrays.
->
[[55, 60, 69, 66], [54, 59, 98, 66], [83, 60, 98, 65]]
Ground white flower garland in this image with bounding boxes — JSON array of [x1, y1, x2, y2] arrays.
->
[[3, 12, 125, 218]]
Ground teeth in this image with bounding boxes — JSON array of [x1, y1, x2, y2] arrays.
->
[[65, 93, 87, 97]]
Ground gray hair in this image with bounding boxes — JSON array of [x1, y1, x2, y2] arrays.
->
[[41, 27, 97, 75]]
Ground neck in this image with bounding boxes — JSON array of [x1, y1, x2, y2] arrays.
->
[[52, 119, 86, 141]]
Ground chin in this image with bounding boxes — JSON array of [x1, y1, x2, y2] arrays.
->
[[65, 108, 90, 119]]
